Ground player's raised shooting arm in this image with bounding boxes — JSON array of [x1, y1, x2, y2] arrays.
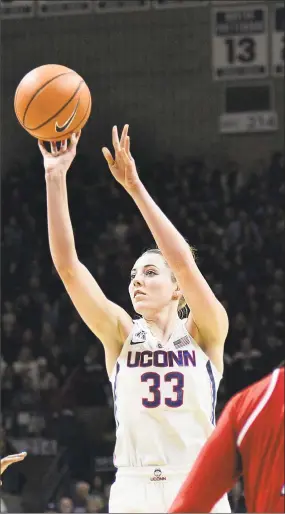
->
[[41, 137, 132, 369], [103, 125, 228, 351], [169, 399, 240, 513], [130, 182, 228, 348]]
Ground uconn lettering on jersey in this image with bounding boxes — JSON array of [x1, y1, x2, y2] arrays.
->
[[127, 349, 196, 368]]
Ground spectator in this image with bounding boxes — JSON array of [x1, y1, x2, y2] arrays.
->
[[42, 301, 59, 330], [2, 301, 17, 330], [37, 357, 58, 391], [58, 497, 74, 513], [83, 344, 103, 374], [1, 364, 18, 406], [103, 483, 111, 505], [41, 322, 56, 350], [44, 502, 57, 513], [1, 355, 8, 375], [86, 494, 105, 513], [4, 216, 23, 252], [13, 346, 39, 387], [12, 375, 39, 411], [73, 481, 90, 512], [90, 475, 104, 495]]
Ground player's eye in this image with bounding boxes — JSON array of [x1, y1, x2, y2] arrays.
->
[[145, 270, 156, 277], [130, 272, 136, 280]]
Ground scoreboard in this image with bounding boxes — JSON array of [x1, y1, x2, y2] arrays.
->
[[212, 2, 283, 134], [212, 4, 268, 80], [212, 3, 284, 81]]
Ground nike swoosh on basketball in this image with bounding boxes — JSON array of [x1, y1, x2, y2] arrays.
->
[[55, 99, 80, 133]]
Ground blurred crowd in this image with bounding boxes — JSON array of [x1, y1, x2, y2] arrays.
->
[[44, 477, 111, 513], [1, 147, 284, 512]]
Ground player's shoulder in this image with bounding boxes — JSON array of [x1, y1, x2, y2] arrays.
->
[[229, 368, 283, 433]]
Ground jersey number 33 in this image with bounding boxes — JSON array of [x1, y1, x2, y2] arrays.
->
[[141, 371, 184, 408]]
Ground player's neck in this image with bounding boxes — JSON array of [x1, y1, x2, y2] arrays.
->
[[144, 308, 180, 345]]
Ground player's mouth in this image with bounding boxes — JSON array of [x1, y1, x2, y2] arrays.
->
[[134, 290, 146, 298]]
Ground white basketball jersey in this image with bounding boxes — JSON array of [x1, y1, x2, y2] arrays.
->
[[110, 318, 222, 469]]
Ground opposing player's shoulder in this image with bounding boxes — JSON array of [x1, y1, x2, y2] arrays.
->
[[229, 368, 283, 439]]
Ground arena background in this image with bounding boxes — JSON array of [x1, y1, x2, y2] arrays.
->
[[1, 1, 284, 512]]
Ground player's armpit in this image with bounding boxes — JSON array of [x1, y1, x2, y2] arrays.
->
[[182, 267, 229, 349], [169, 399, 240, 513]]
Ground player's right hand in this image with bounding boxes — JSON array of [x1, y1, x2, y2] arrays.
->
[[0, 452, 27, 485], [38, 131, 81, 175], [102, 125, 141, 195]]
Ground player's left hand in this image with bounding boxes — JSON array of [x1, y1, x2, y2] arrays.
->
[[0, 452, 27, 485], [102, 125, 141, 195], [38, 132, 81, 176]]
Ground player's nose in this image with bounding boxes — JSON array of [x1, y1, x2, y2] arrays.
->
[[133, 276, 143, 287]]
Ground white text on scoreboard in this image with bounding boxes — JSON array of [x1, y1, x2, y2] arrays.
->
[[219, 111, 278, 134]]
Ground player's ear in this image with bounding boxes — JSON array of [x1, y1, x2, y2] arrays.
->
[[172, 285, 182, 301]]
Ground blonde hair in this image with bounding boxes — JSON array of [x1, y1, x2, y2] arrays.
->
[[142, 246, 197, 318]]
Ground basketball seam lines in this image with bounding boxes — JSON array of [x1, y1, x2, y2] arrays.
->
[[20, 71, 79, 129], [28, 80, 84, 131], [20, 71, 73, 125], [24, 79, 84, 131]]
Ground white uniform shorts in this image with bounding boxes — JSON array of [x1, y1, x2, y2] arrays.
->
[[109, 466, 231, 513]]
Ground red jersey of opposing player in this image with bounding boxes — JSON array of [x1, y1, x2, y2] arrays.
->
[[169, 366, 285, 513]]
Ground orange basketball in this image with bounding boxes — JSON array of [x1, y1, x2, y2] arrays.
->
[[14, 64, 91, 141]]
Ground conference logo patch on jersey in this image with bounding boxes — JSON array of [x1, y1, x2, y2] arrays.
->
[[131, 329, 147, 344], [173, 335, 191, 349], [150, 468, 166, 482]]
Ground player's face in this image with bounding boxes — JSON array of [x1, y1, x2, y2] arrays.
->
[[129, 253, 177, 316]]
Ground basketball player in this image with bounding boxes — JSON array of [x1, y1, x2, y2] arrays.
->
[[0, 452, 27, 486], [169, 364, 285, 513], [38, 125, 230, 513]]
